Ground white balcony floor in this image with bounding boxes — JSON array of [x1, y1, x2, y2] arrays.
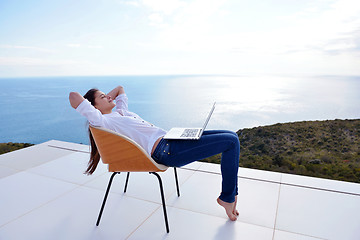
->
[[0, 140, 359, 240]]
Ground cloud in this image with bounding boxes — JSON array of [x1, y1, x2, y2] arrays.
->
[[66, 43, 81, 48], [66, 43, 103, 49], [1, 0, 359, 77], [148, 13, 168, 28], [222, 0, 360, 63], [276, 0, 360, 55], [141, 0, 187, 15], [129, 0, 188, 27], [87, 45, 104, 49], [0, 44, 56, 53], [141, 0, 228, 50], [119, 0, 140, 7], [0, 57, 83, 66], [121, 0, 359, 58], [0, 56, 126, 77]]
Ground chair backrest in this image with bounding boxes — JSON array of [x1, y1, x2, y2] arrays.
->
[[89, 125, 168, 172]]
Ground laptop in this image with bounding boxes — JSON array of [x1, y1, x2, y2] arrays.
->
[[163, 102, 216, 140]]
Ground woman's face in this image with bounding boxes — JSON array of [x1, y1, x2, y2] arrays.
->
[[93, 91, 116, 114]]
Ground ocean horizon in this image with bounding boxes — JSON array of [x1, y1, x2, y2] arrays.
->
[[0, 75, 359, 145]]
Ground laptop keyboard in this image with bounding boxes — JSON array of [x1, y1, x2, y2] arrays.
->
[[180, 129, 199, 138]]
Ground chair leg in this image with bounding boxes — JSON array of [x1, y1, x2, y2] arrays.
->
[[149, 172, 170, 233], [174, 167, 180, 197], [96, 172, 119, 226], [124, 172, 130, 193]]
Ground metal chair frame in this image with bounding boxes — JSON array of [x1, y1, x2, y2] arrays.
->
[[96, 167, 180, 233], [96, 168, 180, 233]]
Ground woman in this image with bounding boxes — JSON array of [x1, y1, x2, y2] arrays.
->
[[69, 86, 240, 221]]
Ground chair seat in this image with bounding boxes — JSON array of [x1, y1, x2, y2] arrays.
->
[[89, 126, 168, 172]]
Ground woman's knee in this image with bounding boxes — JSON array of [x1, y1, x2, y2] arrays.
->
[[224, 130, 239, 138], [225, 131, 239, 141], [222, 132, 240, 148]]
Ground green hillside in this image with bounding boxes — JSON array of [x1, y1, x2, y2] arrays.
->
[[203, 119, 360, 183], [0, 142, 34, 155]]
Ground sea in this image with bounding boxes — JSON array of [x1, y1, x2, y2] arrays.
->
[[0, 75, 359, 145]]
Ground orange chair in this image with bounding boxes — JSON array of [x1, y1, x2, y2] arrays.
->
[[89, 126, 180, 233]]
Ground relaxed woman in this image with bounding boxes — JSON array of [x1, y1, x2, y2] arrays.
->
[[69, 85, 240, 221]]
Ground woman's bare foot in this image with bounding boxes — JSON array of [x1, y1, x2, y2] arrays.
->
[[217, 197, 238, 221], [233, 196, 239, 216]]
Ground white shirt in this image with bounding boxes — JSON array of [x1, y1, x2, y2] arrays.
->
[[76, 93, 167, 155]]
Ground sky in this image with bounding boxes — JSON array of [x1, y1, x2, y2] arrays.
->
[[0, 0, 359, 77]]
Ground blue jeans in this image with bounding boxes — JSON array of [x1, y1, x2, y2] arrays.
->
[[151, 130, 240, 203]]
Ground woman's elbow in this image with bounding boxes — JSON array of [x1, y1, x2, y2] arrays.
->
[[118, 86, 125, 95], [69, 92, 83, 109]]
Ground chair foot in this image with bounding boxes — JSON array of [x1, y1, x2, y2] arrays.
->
[[124, 172, 130, 193], [174, 167, 180, 197], [96, 172, 119, 226], [150, 172, 170, 233]]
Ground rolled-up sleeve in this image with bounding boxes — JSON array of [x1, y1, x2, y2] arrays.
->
[[115, 94, 128, 112], [76, 99, 104, 126], [115, 93, 139, 117]]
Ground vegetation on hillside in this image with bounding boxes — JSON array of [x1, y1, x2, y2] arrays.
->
[[0, 142, 34, 155], [203, 119, 360, 183]]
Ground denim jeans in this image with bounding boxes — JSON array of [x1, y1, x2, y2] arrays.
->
[[151, 130, 240, 203]]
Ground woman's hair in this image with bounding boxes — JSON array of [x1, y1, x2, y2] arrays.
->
[[83, 88, 101, 175], [83, 88, 98, 106]]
